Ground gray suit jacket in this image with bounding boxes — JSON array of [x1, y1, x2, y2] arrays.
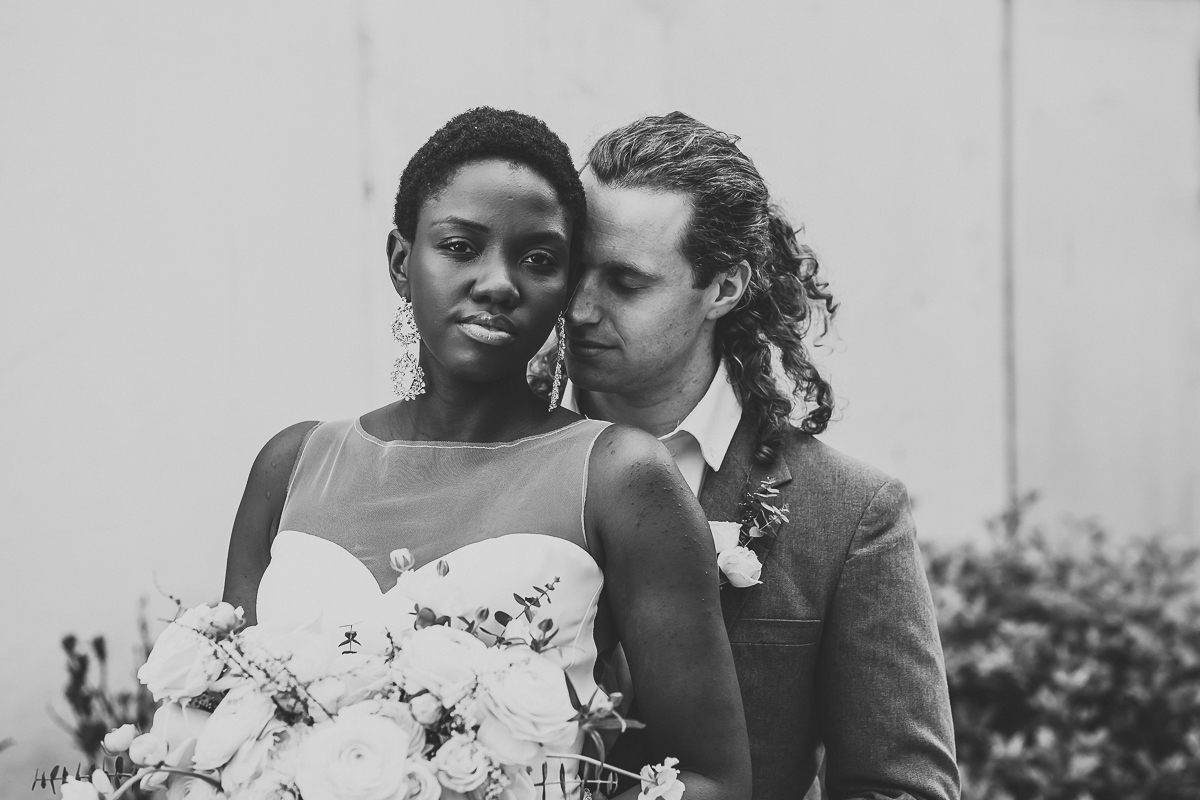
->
[[610, 417, 960, 800]]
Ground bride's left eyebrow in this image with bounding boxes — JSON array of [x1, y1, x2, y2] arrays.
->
[[430, 216, 489, 233]]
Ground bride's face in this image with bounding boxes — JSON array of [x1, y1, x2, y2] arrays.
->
[[392, 158, 572, 384]]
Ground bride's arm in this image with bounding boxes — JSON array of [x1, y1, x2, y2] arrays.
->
[[588, 425, 752, 800], [221, 421, 318, 625]]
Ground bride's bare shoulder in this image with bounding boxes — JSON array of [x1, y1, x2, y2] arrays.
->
[[586, 423, 693, 514]]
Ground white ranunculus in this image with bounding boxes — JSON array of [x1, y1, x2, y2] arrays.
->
[[432, 734, 490, 793], [708, 521, 742, 555], [102, 723, 138, 754], [406, 760, 442, 800], [474, 647, 578, 765], [397, 625, 487, 698], [129, 732, 169, 765], [137, 605, 226, 702], [59, 777, 100, 800], [338, 699, 426, 757], [638, 757, 685, 800], [166, 774, 227, 800], [294, 715, 415, 800], [192, 684, 277, 771], [410, 693, 443, 726], [150, 702, 212, 753], [717, 545, 763, 588]]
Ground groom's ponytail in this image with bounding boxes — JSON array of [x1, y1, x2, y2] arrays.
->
[[587, 113, 837, 465]]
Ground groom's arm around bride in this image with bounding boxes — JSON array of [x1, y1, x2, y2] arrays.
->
[[557, 113, 959, 800]]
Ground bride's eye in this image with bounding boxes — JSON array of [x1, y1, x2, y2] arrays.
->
[[438, 239, 477, 257], [523, 250, 560, 272]]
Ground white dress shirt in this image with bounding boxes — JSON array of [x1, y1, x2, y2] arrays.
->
[[561, 362, 743, 496]]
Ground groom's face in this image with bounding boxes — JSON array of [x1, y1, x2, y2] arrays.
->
[[565, 171, 716, 397]]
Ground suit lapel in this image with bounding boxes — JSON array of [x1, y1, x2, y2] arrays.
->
[[700, 416, 793, 630]]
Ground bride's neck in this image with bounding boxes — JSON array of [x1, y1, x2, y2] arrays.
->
[[376, 372, 548, 443]]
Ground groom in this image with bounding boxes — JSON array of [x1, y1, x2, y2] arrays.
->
[[561, 114, 959, 800]]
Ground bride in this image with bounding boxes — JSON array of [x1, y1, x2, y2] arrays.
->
[[220, 108, 750, 800]]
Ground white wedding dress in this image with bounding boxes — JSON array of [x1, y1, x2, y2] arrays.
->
[[254, 417, 616, 795]]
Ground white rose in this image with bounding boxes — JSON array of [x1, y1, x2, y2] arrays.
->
[[708, 521, 741, 555], [129, 732, 169, 765], [294, 715, 415, 800], [210, 602, 243, 634], [102, 723, 138, 754], [221, 718, 286, 795], [193, 684, 278, 771], [150, 702, 212, 754], [59, 777, 100, 800], [717, 545, 763, 588], [410, 693, 443, 726], [338, 699, 426, 757], [90, 769, 114, 796], [497, 765, 535, 800], [397, 626, 486, 698], [389, 548, 416, 572], [237, 619, 337, 685], [137, 605, 226, 702], [329, 653, 392, 708], [475, 648, 578, 765], [393, 570, 478, 621], [406, 760, 442, 800], [638, 757, 685, 800], [432, 734, 491, 792], [166, 775, 227, 800]]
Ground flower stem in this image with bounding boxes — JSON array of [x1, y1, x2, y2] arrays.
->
[[107, 766, 222, 800], [544, 753, 644, 782]]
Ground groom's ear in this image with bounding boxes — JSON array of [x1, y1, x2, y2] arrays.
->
[[706, 260, 751, 321], [387, 229, 413, 296]]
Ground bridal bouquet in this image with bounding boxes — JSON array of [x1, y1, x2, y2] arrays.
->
[[54, 554, 682, 800]]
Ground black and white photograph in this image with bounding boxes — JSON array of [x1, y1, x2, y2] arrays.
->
[[2, 2, 1198, 799]]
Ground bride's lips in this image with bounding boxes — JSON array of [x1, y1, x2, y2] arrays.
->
[[457, 313, 518, 346]]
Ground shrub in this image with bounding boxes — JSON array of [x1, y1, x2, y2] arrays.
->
[[926, 502, 1200, 800]]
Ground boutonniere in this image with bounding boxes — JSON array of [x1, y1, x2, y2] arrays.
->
[[709, 480, 789, 589]]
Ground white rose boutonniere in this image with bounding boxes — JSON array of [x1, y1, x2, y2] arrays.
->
[[717, 546, 764, 588], [710, 479, 789, 589]]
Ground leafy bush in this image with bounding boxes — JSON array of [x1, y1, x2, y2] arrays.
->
[[926, 503, 1200, 800]]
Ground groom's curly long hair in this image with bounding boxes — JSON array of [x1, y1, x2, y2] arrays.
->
[[585, 112, 837, 465]]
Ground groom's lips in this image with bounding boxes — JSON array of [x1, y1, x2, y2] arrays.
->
[[566, 338, 613, 358]]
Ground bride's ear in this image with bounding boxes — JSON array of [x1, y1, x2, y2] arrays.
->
[[387, 229, 413, 296]]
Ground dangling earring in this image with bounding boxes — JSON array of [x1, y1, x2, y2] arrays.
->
[[391, 297, 425, 400], [548, 314, 567, 411]]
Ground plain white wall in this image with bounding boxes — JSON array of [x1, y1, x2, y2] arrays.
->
[[1, 0, 1197, 792]]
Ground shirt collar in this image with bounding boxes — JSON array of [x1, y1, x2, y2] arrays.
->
[[562, 360, 742, 474]]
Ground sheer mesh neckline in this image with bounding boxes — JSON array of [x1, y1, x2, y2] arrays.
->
[[352, 416, 594, 449]]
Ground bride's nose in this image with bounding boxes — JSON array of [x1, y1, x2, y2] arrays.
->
[[468, 257, 520, 308]]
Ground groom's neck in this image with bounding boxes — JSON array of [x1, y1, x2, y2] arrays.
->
[[578, 356, 720, 439]]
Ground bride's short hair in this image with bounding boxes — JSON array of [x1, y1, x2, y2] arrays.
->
[[393, 107, 587, 269]]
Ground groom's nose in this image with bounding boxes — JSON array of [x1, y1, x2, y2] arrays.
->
[[566, 270, 602, 327]]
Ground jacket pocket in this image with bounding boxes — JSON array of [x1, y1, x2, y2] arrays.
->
[[729, 618, 821, 646]]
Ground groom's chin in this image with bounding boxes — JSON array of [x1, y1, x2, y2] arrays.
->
[[564, 354, 617, 394]]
